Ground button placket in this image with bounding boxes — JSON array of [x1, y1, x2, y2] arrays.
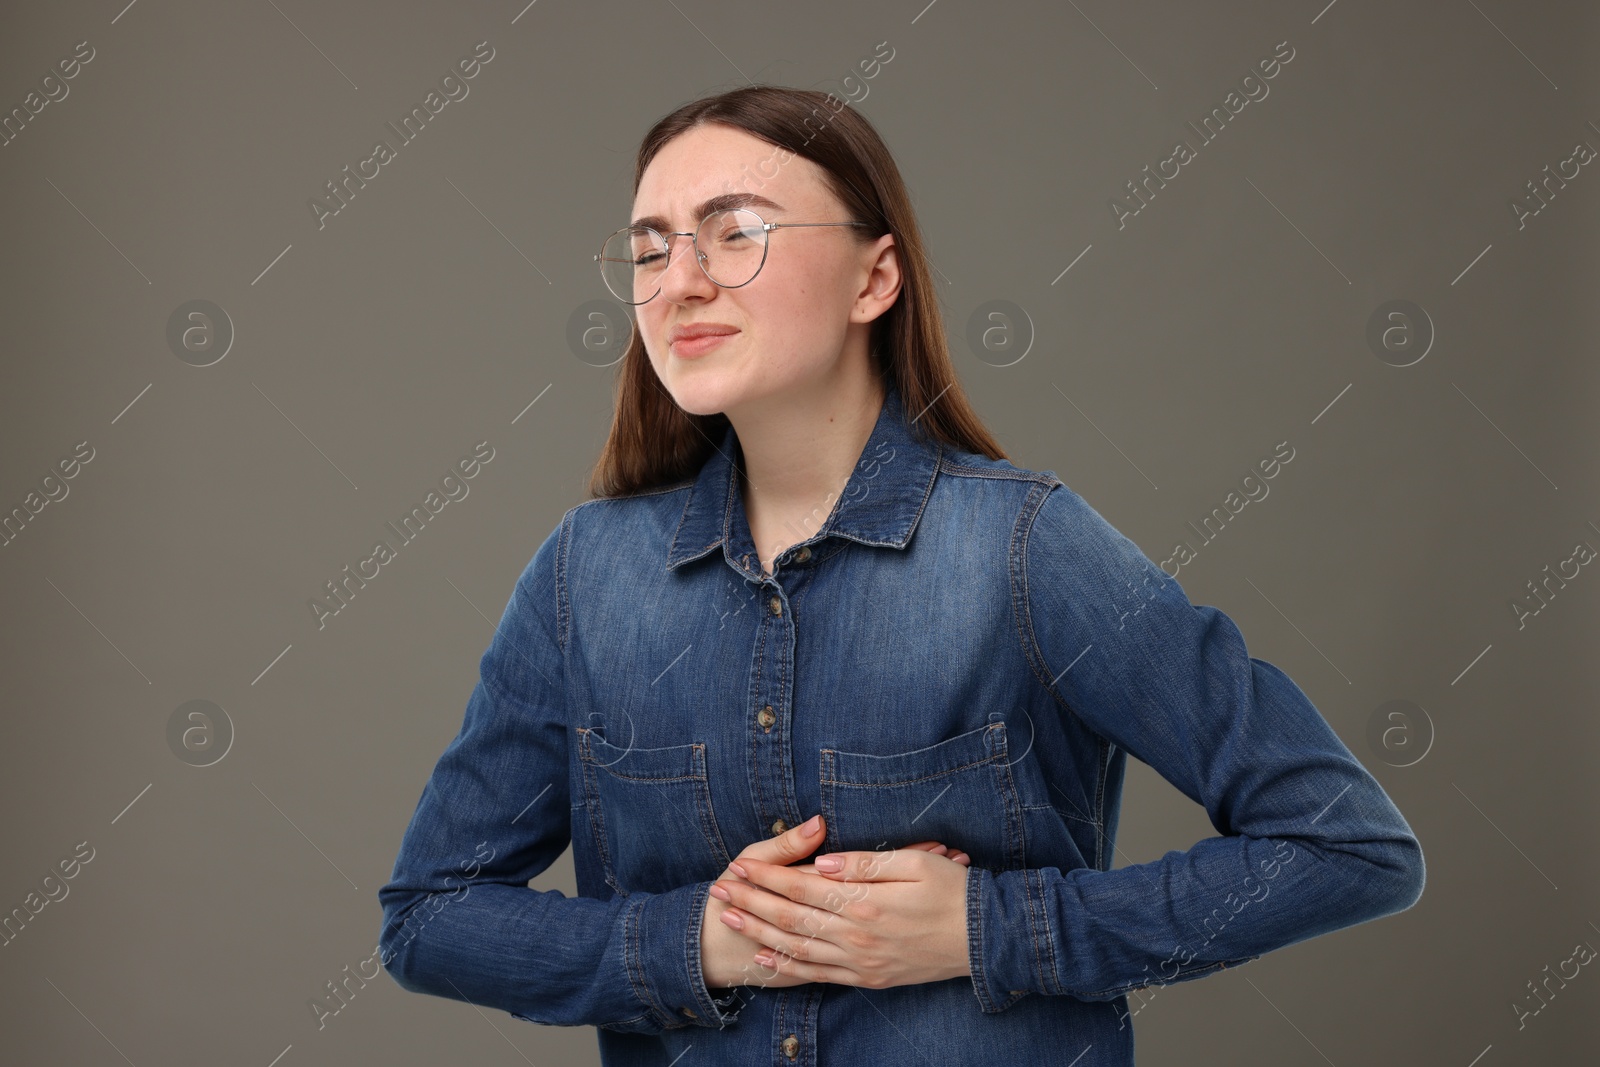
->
[[749, 563, 798, 870]]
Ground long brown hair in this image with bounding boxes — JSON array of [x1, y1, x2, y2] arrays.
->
[[585, 84, 1007, 499]]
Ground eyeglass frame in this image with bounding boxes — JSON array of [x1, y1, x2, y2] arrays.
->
[[594, 208, 874, 305]]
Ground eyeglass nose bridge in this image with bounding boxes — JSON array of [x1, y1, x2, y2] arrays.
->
[[656, 228, 713, 282]]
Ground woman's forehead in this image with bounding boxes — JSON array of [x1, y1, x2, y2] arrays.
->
[[634, 127, 828, 222]]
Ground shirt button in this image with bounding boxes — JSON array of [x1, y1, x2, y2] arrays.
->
[[781, 1034, 800, 1059], [795, 546, 811, 562], [757, 705, 776, 730], [768, 595, 783, 616], [771, 818, 789, 835], [681, 1007, 698, 1019]]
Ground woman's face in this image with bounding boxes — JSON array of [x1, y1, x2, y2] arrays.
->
[[628, 123, 895, 417]]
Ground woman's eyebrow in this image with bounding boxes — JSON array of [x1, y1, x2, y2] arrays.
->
[[631, 192, 785, 231]]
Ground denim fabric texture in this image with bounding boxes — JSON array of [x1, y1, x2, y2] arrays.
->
[[377, 380, 1425, 1065]]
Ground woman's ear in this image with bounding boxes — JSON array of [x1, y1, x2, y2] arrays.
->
[[853, 236, 901, 322]]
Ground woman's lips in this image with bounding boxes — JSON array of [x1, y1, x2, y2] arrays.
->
[[670, 331, 738, 358]]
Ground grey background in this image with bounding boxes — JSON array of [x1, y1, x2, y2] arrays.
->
[[2, 1, 1596, 1064]]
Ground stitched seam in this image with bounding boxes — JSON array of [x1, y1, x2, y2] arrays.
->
[[1021, 867, 1054, 997], [777, 589, 799, 822], [967, 866, 998, 1012], [747, 655, 763, 844], [721, 451, 739, 558], [818, 753, 1001, 786], [1013, 480, 1103, 736], [554, 507, 573, 652], [1026, 803, 1098, 823], [937, 459, 1056, 483], [806, 540, 850, 565], [621, 895, 669, 1030], [664, 473, 719, 564], [576, 728, 621, 897], [992, 731, 1027, 870], [753, 599, 769, 823], [1092, 738, 1113, 871], [1035, 862, 1065, 994], [906, 436, 943, 537], [818, 749, 835, 854], [691, 746, 733, 868], [683, 882, 727, 1027], [581, 481, 693, 506]]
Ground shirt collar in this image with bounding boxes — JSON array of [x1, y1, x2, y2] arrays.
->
[[665, 380, 943, 572]]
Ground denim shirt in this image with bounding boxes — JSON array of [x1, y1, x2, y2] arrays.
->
[[377, 381, 1424, 1066]]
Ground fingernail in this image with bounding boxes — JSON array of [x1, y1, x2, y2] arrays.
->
[[754, 953, 775, 967], [802, 814, 822, 835], [709, 884, 731, 901], [815, 855, 842, 872], [932, 844, 948, 853], [721, 910, 743, 930], [729, 861, 748, 878]]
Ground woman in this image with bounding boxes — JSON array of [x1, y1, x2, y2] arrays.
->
[[377, 85, 1424, 1066]]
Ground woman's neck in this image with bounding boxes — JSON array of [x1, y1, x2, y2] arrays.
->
[[733, 373, 887, 573]]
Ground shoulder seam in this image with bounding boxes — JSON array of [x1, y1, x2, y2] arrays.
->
[[936, 456, 1062, 484], [562, 481, 694, 526], [1011, 480, 1096, 734], [554, 507, 574, 653]]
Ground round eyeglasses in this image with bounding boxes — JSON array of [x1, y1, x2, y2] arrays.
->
[[595, 208, 871, 305]]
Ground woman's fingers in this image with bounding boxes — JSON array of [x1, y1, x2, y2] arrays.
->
[[731, 814, 827, 871], [727, 821, 972, 876], [717, 894, 844, 968], [906, 841, 970, 865]]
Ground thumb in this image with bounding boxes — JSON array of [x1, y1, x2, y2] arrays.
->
[[732, 814, 826, 868]]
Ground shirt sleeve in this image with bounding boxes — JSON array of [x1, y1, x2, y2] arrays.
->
[[967, 480, 1425, 1012], [376, 512, 744, 1033]]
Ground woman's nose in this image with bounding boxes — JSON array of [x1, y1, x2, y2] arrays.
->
[[658, 232, 717, 301]]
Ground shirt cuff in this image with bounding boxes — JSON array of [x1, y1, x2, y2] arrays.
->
[[966, 865, 1036, 1013], [628, 882, 746, 1029]]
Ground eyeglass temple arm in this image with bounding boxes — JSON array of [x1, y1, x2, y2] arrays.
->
[[763, 221, 872, 230], [591, 220, 873, 263]]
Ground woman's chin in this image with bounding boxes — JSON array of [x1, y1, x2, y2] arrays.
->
[[661, 372, 741, 418]]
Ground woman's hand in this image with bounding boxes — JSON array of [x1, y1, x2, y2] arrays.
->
[[705, 817, 973, 990], [700, 814, 968, 991]]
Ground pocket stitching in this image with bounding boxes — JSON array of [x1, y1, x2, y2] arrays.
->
[[576, 728, 621, 896], [820, 722, 1007, 786], [818, 723, 1027, 867], [577, 728, 732, 889]]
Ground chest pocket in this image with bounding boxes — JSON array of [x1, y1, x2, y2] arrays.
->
[[577, 727, 734, 896], [819, 721, 1026, 872]]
